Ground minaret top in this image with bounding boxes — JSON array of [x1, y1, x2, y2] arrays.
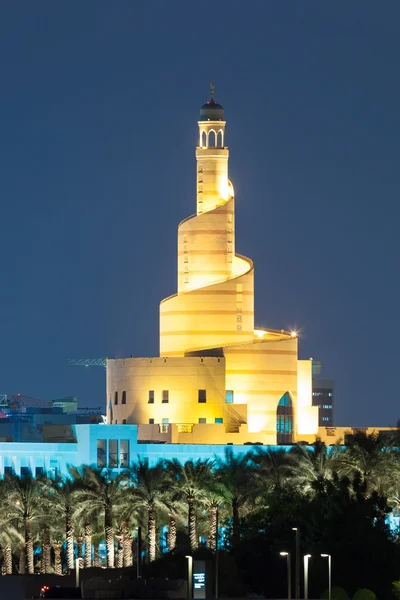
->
[[199, 82, 224, 121]]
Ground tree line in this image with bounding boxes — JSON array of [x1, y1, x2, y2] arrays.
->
[[1, 433, 400, 597]]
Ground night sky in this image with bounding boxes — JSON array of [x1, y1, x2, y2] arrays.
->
[[1, 2, 399, 426]]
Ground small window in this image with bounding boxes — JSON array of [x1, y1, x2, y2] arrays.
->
[[115, 419, 118, 424], [149, 418, 155, 425], [35, 467, 44, 477], [162, 418, 169, 424], [4, 466, 13, 476], [198, 418, 206, 424], [162, 390, 169, 404], [225, 390, 234, 404], [122, 391, 126, 405], [114, 392, 118, 405], [215, 418, 223, 424], [122, 419, 127, 424], [20, 467, 31, 478], [198, 390, 206, 403], [148, 390, 155, 404]]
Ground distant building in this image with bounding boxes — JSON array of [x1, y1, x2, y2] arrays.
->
[[312, 380, 334, 426]]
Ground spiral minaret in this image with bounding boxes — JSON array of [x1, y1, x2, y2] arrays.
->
[[160, 93, 255, 356]]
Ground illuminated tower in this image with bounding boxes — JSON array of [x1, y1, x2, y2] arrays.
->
[[160, 86, 255, 355]]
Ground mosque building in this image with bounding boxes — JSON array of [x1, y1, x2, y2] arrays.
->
[[106, 90, 320, 446]]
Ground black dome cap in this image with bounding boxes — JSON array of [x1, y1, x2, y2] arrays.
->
[[199, 98, 224, 121]]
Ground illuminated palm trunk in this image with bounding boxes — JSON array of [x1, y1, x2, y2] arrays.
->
[[19, 544, 25, 574], [77, 534, 84, 559], [188, 498, 197, 552], [116, 535, 123, 568], [122, 522, 132, 567], [148, 505, 156, 562], [26, 519, 34, 575], [53, 542, 62, 576], [208, 504, 217, 551], [84, 522, 92, 568], [42, 528, 51, 574], [167, 514, 176, 552], [66, 509, 74, 570], [4, 544, 12, 575], [105, 507, 114, 568], [232, 498, 240, 548], [93, 544, 100, 568]]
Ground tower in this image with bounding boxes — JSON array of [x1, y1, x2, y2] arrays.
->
[[160, 87, 255, 355]]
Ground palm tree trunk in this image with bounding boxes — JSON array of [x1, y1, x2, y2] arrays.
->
[[148, 505, 156, 562], [93, 543, 100, 567], [167, 514, 176, 552], [122, 521, 132, 567], [26, 518, 34, 574], [105, 507, 114, 568], [232, 497, 240, 548], [4, 544, 12, 575], [84, 522, 92, 568], [77, 534, 84, 559], [116, 536, 123, 568], [42, 528, 51, 574], [53, 542, 62, 576], [19, 544, 25, 574], [66, 509, 74, 570], [209, 504, 217, 551], [188, 498, 197, 552]]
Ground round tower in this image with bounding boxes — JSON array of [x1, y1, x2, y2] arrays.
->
[[196, 85, 230, 214]]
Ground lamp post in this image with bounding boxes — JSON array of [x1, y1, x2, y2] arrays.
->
[[321, 554, 331, 600], [303, 555, 311, 600], [185, 555, 193, 600], [292, 528, 300, 600], [279, 552, 291, 600], [215, 506, 219, 600]]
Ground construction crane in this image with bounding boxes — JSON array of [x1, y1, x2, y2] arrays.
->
[[0, 393, 51, 410], [68, 358, 106, 368]]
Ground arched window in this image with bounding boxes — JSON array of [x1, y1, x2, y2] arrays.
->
[[208, 130, 217, 148], [276, 392, 294, 445], [200, 130, 207, 148], [217, 129, 224, 147]]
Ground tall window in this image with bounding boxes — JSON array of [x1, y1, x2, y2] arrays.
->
[[276, 392, 294, 445], [122, 391, 126, 404], [109, 439, 118, 468], [162, 390, 169, 403], [198, 389, 207, 403], [97, 440, 106, 468], [149, 418, 155, 424], [225, 390, 234, 404], [148, 390, 154, 404], [120, 440, 129, 468], [114, 391, 118, 405], [198, 417, 206, 424]]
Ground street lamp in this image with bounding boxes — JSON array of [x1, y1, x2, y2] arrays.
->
[[280, 552, 291, 600], [292, 528, 300, 600], [303, 555, 311, 600], [321, 554, 331, 600], [185, 555, 193, 600]]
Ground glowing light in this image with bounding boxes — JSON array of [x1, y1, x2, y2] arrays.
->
[[291, 331, 297, 338], [254, 330, 265, 339], [280, 552, 289, 556]]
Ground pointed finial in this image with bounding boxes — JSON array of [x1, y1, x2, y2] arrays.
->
[[210, 81, 215, 101]]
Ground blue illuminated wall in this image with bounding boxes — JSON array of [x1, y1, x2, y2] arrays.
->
[[0, 424, 266, 477]]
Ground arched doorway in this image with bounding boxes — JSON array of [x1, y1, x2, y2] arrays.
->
[[276, 392, 294, 445]]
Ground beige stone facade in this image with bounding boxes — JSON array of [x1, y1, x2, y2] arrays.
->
[[106, 95, 319, 445]]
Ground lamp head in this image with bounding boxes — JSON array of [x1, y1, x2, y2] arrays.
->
[[280, 552, 289, 556], [321, 554, 330, 558]]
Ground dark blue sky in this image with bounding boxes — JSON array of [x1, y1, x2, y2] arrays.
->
[[1, 2, 399, 425]]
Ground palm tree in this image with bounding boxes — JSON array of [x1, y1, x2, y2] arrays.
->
[[339, 431, 394, 497], [130, 458, 167, 562], [70, 466, 129, 568], [42, 474, 77, 570], [288, 440, 342, 494], [166, 459, 213, 552], [4, 471, 43, 574], [214, 449, 255, 548]]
